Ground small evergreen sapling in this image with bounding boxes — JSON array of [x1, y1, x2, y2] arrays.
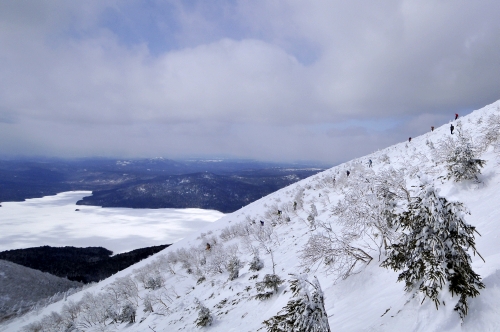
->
[[263, 274, 331, 332], [445, 130, 486, 182], [255, 274, 284, 300], [381, 183, 484, 318], [194, 299, 213, 327], [227, 256, 243, 281], [249, 252, 264, 271]]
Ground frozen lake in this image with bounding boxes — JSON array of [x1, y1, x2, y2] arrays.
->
[[0, 191, 224, 254]]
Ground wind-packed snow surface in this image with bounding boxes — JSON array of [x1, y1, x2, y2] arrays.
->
[[2, 101, 500, 332]]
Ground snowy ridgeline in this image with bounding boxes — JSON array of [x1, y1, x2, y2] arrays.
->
[[2, 101, 500, 332]]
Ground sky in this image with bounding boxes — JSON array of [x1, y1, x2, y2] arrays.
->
[[1, 0, 499, 164]]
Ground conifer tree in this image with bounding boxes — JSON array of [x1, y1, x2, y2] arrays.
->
[[255, 274, 284, 300], [445, 130, 485, 181], [381, 183, 484, 318], [227, 256, 242, 281], [249, 252, 264, 272], [194, 299, 213, 327], [263, 274, 331, 332]]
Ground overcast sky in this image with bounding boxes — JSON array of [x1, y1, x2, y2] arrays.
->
[[1, 1, 499, 164]]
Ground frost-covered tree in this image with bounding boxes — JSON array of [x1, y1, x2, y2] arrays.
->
[[105, 276, 140, 307], [300, 167, 408, 280], [249, 251, 264, 271], [255, 274, 284, 300], [300, 232, 372, 281], [381, 183, 485, 318], [150, 286, 176, 315], [194, 299, 213, 328], [142, 293, 155, 313], [480, 112, 500, 150], [204, 243, 233, 276], [22, 321, 44, 332], [440, 130, 486, 181], [227, 256, 243, 281], [294, 187, 306, 211], [134, 262, 166, 290], [77, 292, 112, 329], [61, 300, 81, 327], [251, 224, 280, 274], [332, 180, 395, 253], [119, 302, 136, 323], [307, 203, 318, 229], [263, 274, 331, 332]]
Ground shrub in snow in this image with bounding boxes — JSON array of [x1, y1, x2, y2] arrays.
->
[[378, 153, 390, 164], [197, 276, 206, 284], [381, 183, 485, 318], [134, 263, 165, 290], [143, 293, 154, 313], [480, 113, 500, 149], [143, 273, 164, 290], [448, 133, 486, 181], [61, 299, 81, 326], [255, 274, 284, 300], [205, 243, 235, 275], [438, 130, 486, 182], [22, 321, 43, 332], [263, 274, 331, 332], [300, 167, 410, 280], [150, 287, 176, 315], [332, 178, 396, 253], [194, 299, 213, 327], [249, 252, 264, 271], [294, 187, 305, 210], [307, 203, 318, 228], [77, 292, 113, 328], [119, 302, 136, 323], [219, 224, 238, 241], [300, 232, 372, 281], [36, 312, 64, 332], [227, 256, 243, 281], [105, 276, 140, 307], [23, 313, 61, 332]]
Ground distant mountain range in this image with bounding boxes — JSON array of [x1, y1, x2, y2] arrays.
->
[[0, 158, 326, 212]]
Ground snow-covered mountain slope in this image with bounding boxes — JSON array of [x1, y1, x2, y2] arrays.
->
[[2, 100, 500, 332]]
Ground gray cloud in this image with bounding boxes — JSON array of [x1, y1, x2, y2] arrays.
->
[[1, 0, 499, 163]]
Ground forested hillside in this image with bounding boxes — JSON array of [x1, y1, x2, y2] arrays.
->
[[0, 245, 170, 283]]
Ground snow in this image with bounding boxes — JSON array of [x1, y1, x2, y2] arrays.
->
[[0, 191, 224, 254], [1, 100, 500, 331]]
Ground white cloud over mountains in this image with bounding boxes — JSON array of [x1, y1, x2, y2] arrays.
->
[[1, 0, 499, 163]]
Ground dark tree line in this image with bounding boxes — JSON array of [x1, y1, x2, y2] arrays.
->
[[0, 245, 170, 283]]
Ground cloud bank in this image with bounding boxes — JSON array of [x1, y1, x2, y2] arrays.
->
[[1, 0, 499, 163]]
